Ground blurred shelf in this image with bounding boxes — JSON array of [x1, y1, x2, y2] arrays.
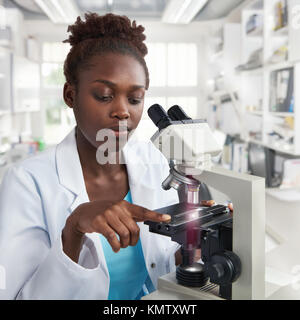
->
[[265, 61, 293, 72], [246, 26, 263, 38], [268, 112, 294, 117], [238, 61, 294, 75], [273, 25, 288, 37], [236, 67, 263, 75], [248, 138, 264, 145], [248, 138, 299, 156], [246, 110, 263, 116], [267, 143, 296, 155]]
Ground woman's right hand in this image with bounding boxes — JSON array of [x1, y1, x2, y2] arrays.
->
[[62, 200, 171, 262]]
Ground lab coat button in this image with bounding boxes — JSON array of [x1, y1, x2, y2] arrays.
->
[[151, 263, 156, 268]]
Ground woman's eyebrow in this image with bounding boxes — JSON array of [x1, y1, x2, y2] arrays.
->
[[130, 85, 146, 90], [92, 79, 116, 87], [92, 79, 145, 90]]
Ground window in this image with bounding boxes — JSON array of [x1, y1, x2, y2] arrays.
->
[[42, 63, 65, 88], [42, 42, 70, 88], [167, 43, 197, 87], [139, 42, 199, 140], [41, 42, 75, 145], [145, 43, 167, 87], [167, 96, 198, 118], [145, 42, 198, 87], [43, 42, 70, 63]]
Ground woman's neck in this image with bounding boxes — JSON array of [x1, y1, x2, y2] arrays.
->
[[75, 126, 124, 178]]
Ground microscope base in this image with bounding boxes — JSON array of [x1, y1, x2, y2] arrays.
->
[[142, 272, 223, 300]]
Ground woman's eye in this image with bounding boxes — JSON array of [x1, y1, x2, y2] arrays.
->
[[94, 94, 113, 102], [129, 98, 142, 105]]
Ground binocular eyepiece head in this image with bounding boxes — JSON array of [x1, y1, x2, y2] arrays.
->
[[147, 104, 192, 130]]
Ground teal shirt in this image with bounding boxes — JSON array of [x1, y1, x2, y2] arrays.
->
[[99, 191, 155, 300]]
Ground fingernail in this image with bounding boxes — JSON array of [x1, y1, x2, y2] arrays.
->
[[202, 200, 215, 206], [162, 214, 171, 221]]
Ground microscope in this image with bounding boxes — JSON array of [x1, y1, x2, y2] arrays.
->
[[144, 104, 266, 300]]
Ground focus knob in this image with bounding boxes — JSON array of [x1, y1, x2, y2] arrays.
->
[[206, 250, 241, 286]]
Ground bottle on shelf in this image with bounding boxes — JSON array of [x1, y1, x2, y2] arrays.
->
[[274, 0, 288, 31]]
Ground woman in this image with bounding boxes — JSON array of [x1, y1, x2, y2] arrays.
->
[[0, 13, 181, 300]]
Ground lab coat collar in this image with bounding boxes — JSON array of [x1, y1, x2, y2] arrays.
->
[[55, 128, 151, 199], [56, 128, 86, 197]]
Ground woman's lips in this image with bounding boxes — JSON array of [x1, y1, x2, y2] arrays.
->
[[108, 125, 130, 138], [112, 130, 129, 138], [109, 126, 129, 138]]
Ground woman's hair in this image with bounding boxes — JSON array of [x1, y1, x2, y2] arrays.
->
[[63, 13, 149, 89]]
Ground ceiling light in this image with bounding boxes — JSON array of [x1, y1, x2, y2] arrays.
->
[[162, 0, 209, 24], [34, 0, 80, 24]]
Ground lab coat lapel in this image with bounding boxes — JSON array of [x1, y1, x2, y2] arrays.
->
[[55, 128, 109, 278], [56, 128, 88, 207]]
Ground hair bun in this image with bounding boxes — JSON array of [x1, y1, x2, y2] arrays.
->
[[64, 13, 148, 57]]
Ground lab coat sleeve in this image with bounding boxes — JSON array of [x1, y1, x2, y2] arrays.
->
[[0, 166, 106, 300]]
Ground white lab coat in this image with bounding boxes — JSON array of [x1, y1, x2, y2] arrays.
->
[[0, 128, 180, 300]]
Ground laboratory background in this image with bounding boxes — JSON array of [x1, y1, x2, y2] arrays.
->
[[0, 0, 300, 299]]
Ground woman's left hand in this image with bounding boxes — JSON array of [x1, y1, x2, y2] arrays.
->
[[200, 200, 233, 212]]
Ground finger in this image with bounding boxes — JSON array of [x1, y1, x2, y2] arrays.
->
[[228, 203, 233, 212], [194, 249, 202, 261], [200, 200, 215, 207], [121, 201, 171, 223], [101, 224, 121, 253], [119, 213, 140, 246], [106, 214, 131, 249], [133, 207, 171, 223]]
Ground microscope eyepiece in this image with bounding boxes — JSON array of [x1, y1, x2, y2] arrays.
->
[[167, 105, 192, 121], [148, 104, 172, 130]]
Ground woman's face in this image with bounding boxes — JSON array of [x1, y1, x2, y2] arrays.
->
[[64, 52, 146, 150]]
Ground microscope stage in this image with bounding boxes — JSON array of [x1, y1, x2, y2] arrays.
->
[[145, 203, 231, 237]]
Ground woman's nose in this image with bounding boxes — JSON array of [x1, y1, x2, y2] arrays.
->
[[110, 101, 130, 120]]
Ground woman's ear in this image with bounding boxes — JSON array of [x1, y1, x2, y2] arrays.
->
[[63, 82, 76, 109]]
